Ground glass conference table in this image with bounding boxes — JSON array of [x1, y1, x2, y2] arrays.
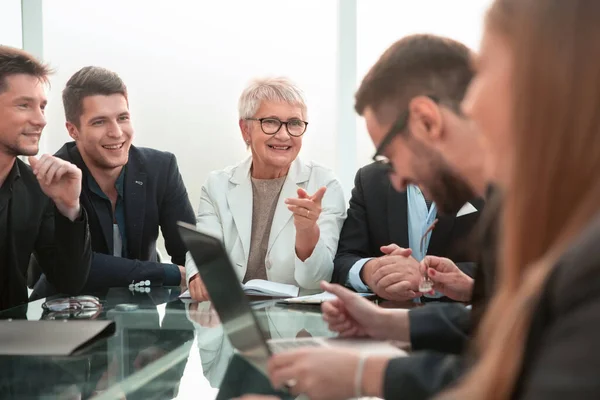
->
[[0, 287, 353, 400]]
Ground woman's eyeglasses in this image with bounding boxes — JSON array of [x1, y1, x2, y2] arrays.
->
[[245, 117, 308, 137]]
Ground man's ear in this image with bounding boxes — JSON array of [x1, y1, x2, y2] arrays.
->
[[407, 96, 443, 143], [65, 121, 79, 140]]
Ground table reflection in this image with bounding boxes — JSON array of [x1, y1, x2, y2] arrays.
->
[[181, 300, 335, 393], [0, 287, 194, 400], [0, 289, 343, 399]]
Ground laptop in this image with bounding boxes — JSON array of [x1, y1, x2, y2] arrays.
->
[[176, 221, 405, 375]]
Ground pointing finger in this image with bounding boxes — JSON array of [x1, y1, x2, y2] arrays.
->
[[310, 186, 327, 204]]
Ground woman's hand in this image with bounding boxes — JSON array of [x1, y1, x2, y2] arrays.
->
[[188, 273, 210, 302], [268, 348, 389, 400], [421, 256, 474, 302], [285, 187, 326, 232], [285, 187, 327, 261]]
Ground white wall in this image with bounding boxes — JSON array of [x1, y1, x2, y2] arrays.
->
[[355, 0, 494, 167], [41, 0, 339, 214], [34, 0, 493, 261], [38, 0, 495, 202], [0, 0, 23, 48]]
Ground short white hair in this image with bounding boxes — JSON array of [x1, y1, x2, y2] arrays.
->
[[238, 77, 307, 120]]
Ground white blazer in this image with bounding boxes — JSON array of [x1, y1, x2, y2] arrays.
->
[[186, 156, 347, 289]]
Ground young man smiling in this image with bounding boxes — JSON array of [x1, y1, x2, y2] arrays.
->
[[32, 66, 195, 295], [0, 46, 91, 310]]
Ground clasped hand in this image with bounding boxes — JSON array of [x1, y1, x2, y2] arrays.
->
[[363, 244, 423, 301]]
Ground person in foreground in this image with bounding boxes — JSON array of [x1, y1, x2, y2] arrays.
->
[[441, 0, 600, 398], [31, 67, 195, 296], [186, 77, 346, 300], [244, 0, 600, 398], [0, 46, 91, 311]]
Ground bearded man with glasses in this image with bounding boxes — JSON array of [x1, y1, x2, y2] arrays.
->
[[332, 90, 484, 304]]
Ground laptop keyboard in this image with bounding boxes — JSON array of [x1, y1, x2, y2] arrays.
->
[[268, 339, 323, 353]]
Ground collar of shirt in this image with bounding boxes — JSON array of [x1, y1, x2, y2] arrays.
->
[[1, 160, 21, 190], [87, 167, 126, 200], [406, 184, 437, 262], [87, 166, 127, 257], [0, 160, 21, 208]]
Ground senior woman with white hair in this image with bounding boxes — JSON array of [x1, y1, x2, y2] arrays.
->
[[186, 77, 346, 300]]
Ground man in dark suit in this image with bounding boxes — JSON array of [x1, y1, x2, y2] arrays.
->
[[332, 161, 482, 301], [0, 46, 91, 311], [32, 66, 195, 295]]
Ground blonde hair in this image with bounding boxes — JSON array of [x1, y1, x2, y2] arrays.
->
[[238, 76, 307, 120]]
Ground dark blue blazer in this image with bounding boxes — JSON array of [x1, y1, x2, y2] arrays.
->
[[34, 142, 195, 293]]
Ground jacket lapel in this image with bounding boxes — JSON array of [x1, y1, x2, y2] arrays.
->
[[387, 186, 410, 249], [227, 157, 253, 262], [124, 147, 146, 259], [67, 144, 113, 253], [428, 212, 455, 255], [9, 163, 28, 274], [268, 158, 310, 252]]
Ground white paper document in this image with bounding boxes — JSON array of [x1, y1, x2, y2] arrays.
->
[[280, 291, 373, 305], [179, 279, 299, 299], [243, 279, 299, 297]]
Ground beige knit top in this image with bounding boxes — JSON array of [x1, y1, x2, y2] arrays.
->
[[243, 175, 287, 282]]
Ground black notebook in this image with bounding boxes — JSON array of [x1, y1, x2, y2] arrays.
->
[[0, 320, 115, 355]]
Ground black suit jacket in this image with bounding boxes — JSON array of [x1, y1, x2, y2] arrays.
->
[[33, 142, 195, 293], [390, 208, 600, 399], [2, 159, 91, 311], [332, 162, 483, 287], [382, 187, 501, 399]]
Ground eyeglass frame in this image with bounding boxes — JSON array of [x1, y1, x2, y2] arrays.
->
[[42, 307, 103, 320], [42, 295, 102, 312], [245, 117, 309, 137], [372, 95, 440, 169]]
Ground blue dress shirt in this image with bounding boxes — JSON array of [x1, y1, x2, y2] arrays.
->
[[347, 185, 437, 293]]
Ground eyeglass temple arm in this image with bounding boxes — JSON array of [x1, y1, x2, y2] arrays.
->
[[420, 218, 439, 256]]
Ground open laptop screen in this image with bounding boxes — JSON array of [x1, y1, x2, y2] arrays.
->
[[177, 222, 272, 366]]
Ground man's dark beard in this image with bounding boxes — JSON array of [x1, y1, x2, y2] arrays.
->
[[428, 165, 476, 215], [409, 138, 476, 215]]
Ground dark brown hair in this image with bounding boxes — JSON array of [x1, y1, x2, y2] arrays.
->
[[62, 66, 127, 127], [0, 45, 51, 93], [442, 0, 600, 398], [355, 34, 473, 124]]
